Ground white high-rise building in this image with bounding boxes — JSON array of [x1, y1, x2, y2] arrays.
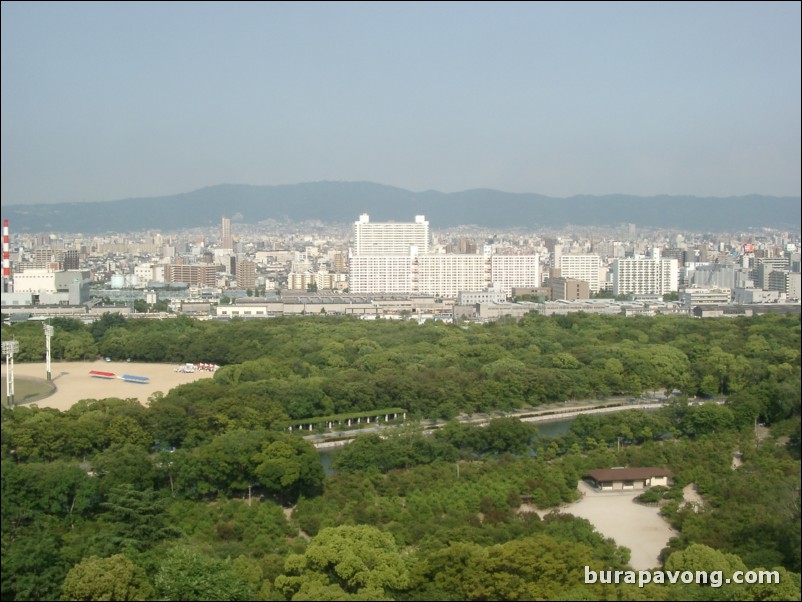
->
[[349, 256, 414, 294], [416, 254, 488, 298], [613, 257, 679, 296], [353, 214, 429, 256], [559, 254, 602, 293], [350, 214, 428, 294], [491, 255, 540, 296], [350, 214, 538, 297]]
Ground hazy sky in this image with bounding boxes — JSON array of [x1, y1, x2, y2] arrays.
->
[[2, 1, 800, 205]]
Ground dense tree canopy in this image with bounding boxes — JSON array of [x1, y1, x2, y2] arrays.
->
[[3, 312, 799, 420], [0, 312, 799, 600]]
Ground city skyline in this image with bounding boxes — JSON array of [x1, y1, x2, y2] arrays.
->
[[2, 2, 800, 206]]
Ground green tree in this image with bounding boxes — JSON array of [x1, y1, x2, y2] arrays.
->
[[155, 545, 254, 601], [60, 554, 154, 601], [92, 443, 156, 493], [90, 312, 128, 342], [275, 525, 410, 600], [97, 485, 180, 554], [1, 518, 69, 601]]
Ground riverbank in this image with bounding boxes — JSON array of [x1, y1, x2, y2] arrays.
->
[[306, 399, 669, 448]]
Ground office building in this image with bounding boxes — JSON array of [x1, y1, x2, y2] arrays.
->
[[551, 277, 590, 301]]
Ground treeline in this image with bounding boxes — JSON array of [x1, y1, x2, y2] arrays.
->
[[3, 312, 800, 420]]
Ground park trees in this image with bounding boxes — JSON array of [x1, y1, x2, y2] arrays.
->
[[168, 429, 323, 503], [274, 525, 410, 600], [154, 545, 255, 601], [60, 554, 154, 601]]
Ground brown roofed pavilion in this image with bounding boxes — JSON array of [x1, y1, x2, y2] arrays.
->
[[584, 467, 672, 491]]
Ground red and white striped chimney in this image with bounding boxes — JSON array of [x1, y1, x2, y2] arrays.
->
[[3, 219, 10, 288]]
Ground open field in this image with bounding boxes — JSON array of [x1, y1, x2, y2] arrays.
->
[[1, 361, 215, 411], [560, 480, 676, 570]]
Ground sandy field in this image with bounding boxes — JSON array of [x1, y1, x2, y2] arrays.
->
[[560, 480, 676, 570], [2, 361, 215, 411]]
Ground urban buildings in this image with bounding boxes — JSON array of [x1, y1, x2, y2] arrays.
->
[[1, 211, 799, 320], [349, 214, 539, 297]]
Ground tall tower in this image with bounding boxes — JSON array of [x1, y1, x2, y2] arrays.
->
[[2, 219, 10, 293], [221, 216, 233, 249]]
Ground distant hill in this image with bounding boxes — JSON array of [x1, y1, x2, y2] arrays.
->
[[3, 181, 800, 234]]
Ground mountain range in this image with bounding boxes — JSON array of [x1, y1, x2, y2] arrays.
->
[[4, 181, 800, 234]]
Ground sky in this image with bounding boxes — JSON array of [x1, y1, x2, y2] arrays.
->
[[1, 1, 800, 205]]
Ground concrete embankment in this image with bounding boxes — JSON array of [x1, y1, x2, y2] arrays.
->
[[518, 402, 664, 423], [307, 401, 669, 449]]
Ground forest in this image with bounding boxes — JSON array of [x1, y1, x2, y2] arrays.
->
[[1, 311, 800, 600]]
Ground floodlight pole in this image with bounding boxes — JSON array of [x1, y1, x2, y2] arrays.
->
[[2, 340, 20, 409], [43, 324, 54, 382]]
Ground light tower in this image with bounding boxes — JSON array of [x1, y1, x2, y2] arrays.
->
[[43, 323, 54, 381], [2, 340, 20, 409]]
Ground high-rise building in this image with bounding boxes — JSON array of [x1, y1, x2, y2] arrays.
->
[[221, 216, 233, 249], [559, 254, 602, 293], [612, 257, 679, 296], [236, 259, 257, 290], [415, 254, 488, 297], [332, 251, 348, 273], [490, 255, 539, 295], [50, 249, 81, 270], [350, 214, 428, 294], [165, 264, 217, 287], [350, 256, 414, 294], [349, 214, 538, 297], [752, 257, 789, 290], [353, 214, 429, 256]]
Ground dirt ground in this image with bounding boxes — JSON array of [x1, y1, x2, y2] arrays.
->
[[1, 360, 215, 411], [560, 480, 676, 570]]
